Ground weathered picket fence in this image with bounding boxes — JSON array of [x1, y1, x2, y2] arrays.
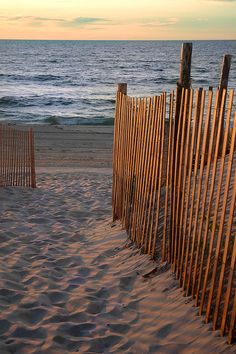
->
[[0, 124, 36, 188], [112, 86, 236, 344]]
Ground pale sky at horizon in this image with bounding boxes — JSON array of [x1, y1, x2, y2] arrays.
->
[[0, 0, 235, 40]]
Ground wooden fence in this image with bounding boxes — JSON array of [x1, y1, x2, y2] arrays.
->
[[0, 124, 36, 188], [112, 87, 236, 344]]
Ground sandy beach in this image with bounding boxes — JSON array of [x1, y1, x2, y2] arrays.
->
[[0, 124, 235, 353], [33, 125, 114, 171]]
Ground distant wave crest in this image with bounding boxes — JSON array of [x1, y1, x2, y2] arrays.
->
[[0, 96, 74, 108]]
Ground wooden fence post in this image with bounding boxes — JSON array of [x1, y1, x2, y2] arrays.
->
[[171, 43, 192, 264], [174, 42, 192, 172], [219, 55, 231, 93], [112, 83, 127, 221], [217, 54, 232, 154], [117, 83, 127, 96], [176, 43, 192, 128], [179, 43, 192, 89]]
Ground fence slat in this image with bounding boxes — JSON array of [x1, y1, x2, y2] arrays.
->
[[176, 89, 194, 278], [145, 95, 163, 253], [213, 117, 236, 330], [140, 96, 159, 247], [194, 90, 221, 306], [162, 92, 174, 261], [151, 92, 166, 257], [185, 89, 206, 295], [198, 89, 227, 316], [180, 89, 199, 287], [174, 89, 189, 271], [191, 89, 213, 295], [205, 90, 235, 323]]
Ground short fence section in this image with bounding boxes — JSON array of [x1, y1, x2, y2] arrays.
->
[[0, 125, 36, 188], [112, 88, 236, 343]]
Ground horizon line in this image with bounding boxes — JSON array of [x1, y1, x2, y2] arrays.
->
[[0, 38, 235, 41]]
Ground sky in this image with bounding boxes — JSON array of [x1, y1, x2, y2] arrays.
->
[[0, 0, 235, 40]]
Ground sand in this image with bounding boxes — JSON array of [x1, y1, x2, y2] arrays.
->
[[0, 124, 235, 353], [33, 124, 114, 170]]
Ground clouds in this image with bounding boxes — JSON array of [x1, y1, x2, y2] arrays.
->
[[0, 15, 108, 28], [1, 4, 234, 40], [0, 15, 179, 30], [140, 18, 178, 28], [65, 17, 109, 27], [0, 15, 63, 22]]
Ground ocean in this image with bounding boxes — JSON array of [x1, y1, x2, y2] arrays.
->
[[0, 40, 235, 125]]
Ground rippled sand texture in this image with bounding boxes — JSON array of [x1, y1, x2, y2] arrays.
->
[[0, 172, 234, 354]]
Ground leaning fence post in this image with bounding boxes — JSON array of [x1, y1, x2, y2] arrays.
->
[[217, 54, 232, 155], [219, 55, 231, 96], [171, 43, 192, 263], [117, 83, 127, 96], [179, 43, 192, 88], [176, 43, 192, 128], [174, 43, 192, 163], [112, 83, 127, 221]]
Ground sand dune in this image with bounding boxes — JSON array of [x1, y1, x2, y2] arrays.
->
[[0, 169, 234, 353]]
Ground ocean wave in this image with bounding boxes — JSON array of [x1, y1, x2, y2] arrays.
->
[[43, 115, 114, 126], [44, 116, 61, 125], [1, 39, 235, 126], [43, 97, 74, 106], [0, 96, 36, 108], [1, 72, 118, 88], [0, 73, 67, 83], [48, 59, 58, 63], [0, 96, 75, 108], [34, 74, 62, 82], [80, 98, 115, 106]]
